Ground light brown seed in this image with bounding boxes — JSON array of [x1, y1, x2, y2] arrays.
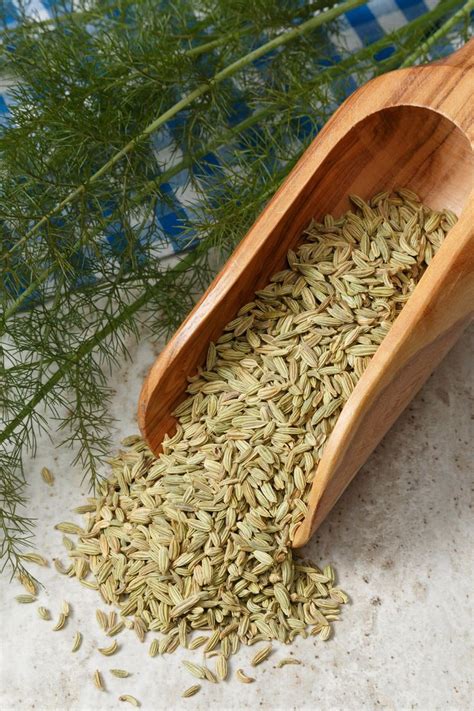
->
[[216, 654, 228, 681], [41, 466, 54, 485], [277, 658, 301, 667], [110, 669, 131, 678], [188, 636, 208, 650], [108, 621, 125, 637], [96, 609, 108, 630], [250, 644, 272, 666], [236, 669, 255, 684], [18, 573, 37, 596], [71, 632, 82, 652], [93, 670, 104, 691], [203, 630, 220, 653], [54, 522, 83, 535], [182, 684, 201, 698], [52, 613, 67, 631], [148, 639, 159, 657], [119, 695, 140, 706], [20, 553, 48, 567], [98, 640, 118, 656], [15, 594, 36, 604], [182, 661, 207, 680]]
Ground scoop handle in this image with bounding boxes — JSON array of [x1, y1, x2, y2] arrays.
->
[[427, 39, 474, 139], [437, 37, 474, 70], [351, 39, 474, 143]]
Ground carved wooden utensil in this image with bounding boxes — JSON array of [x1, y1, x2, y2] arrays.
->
[[138, 41, 474, 548]]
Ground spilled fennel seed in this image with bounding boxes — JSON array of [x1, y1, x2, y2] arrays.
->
[[182, 684, 201, 698], [52, 613, 67, 631], [18, 573, 37, 596], [93, 670, 104, 691], [41, 466, 54, 486], [96, 609, 108, 630], [19, 552, 48, 567], [277, 657, 302, 667], [236, 669, 255, 684], [98, 640, 118, 656], [250, 644, 273, 666], [71, 632, 82, 652], [53, 190, 453, 689], [15, 594, 36, 604]]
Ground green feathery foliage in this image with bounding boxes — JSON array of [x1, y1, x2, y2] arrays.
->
[[0, 0, 472, 576]]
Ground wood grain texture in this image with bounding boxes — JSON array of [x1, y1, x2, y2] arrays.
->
[[138, 40, 474, 547]]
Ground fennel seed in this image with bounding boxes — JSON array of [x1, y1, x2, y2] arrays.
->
[[40, 466, 54, 486], [93, 670, 104, 691], [98, 640, 118, 656], [15, 594, 36, 604], [182, 684, 201, 698], [250, 644, 273, 666], [236, 669, 255, 683], [71, 632, 82, 652]]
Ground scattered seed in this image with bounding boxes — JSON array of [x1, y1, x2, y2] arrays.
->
[[182, 661, 207, 680], [250, 644, 272, 666], [20, 553, 48, 567], [110, 669, 131, 678], [108, 621, 125, 637], [15, 594, 36, 604], [188, 636, 208, 650], [203, 630, 220, 653], [148, 639, 159, 657], [93, 670, 104, 691], [319, 625, 331, 641], [52, 613, 67, 631], [216, 654, 228, 681], [41, 466, 54, 485], [62, 536, 74, 551], [203, 668, 218, 684], [18, 573, 37, 596], [119, 695, 140, 706], [236, 669, 255, 683], [182, 684, 201, 698], [72, 632, 82, 652], [53, 559, 70, 575], [277, 658, 302, 667], [96, 609, 108, 630], [38, 606, 51, 620], [73, 504, 96, 514], [98, 640, 118, 656], [55, 522, 84, 535]]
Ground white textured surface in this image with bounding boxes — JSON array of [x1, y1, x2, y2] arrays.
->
[[0, 327, 472, 711]]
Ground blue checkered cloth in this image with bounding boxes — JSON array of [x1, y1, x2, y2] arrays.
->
[[0, 0, 461, 264]]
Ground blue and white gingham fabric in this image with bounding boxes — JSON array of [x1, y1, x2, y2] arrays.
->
[[0, 0, 461, 265]]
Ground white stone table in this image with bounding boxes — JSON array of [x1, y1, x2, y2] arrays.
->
[[1, 327, 472, 711]]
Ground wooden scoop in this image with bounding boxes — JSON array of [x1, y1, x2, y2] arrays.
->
[[138, 41, 474, 548]]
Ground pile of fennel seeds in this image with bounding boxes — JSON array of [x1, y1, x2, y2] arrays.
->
[[56, 189, 455, 687]]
